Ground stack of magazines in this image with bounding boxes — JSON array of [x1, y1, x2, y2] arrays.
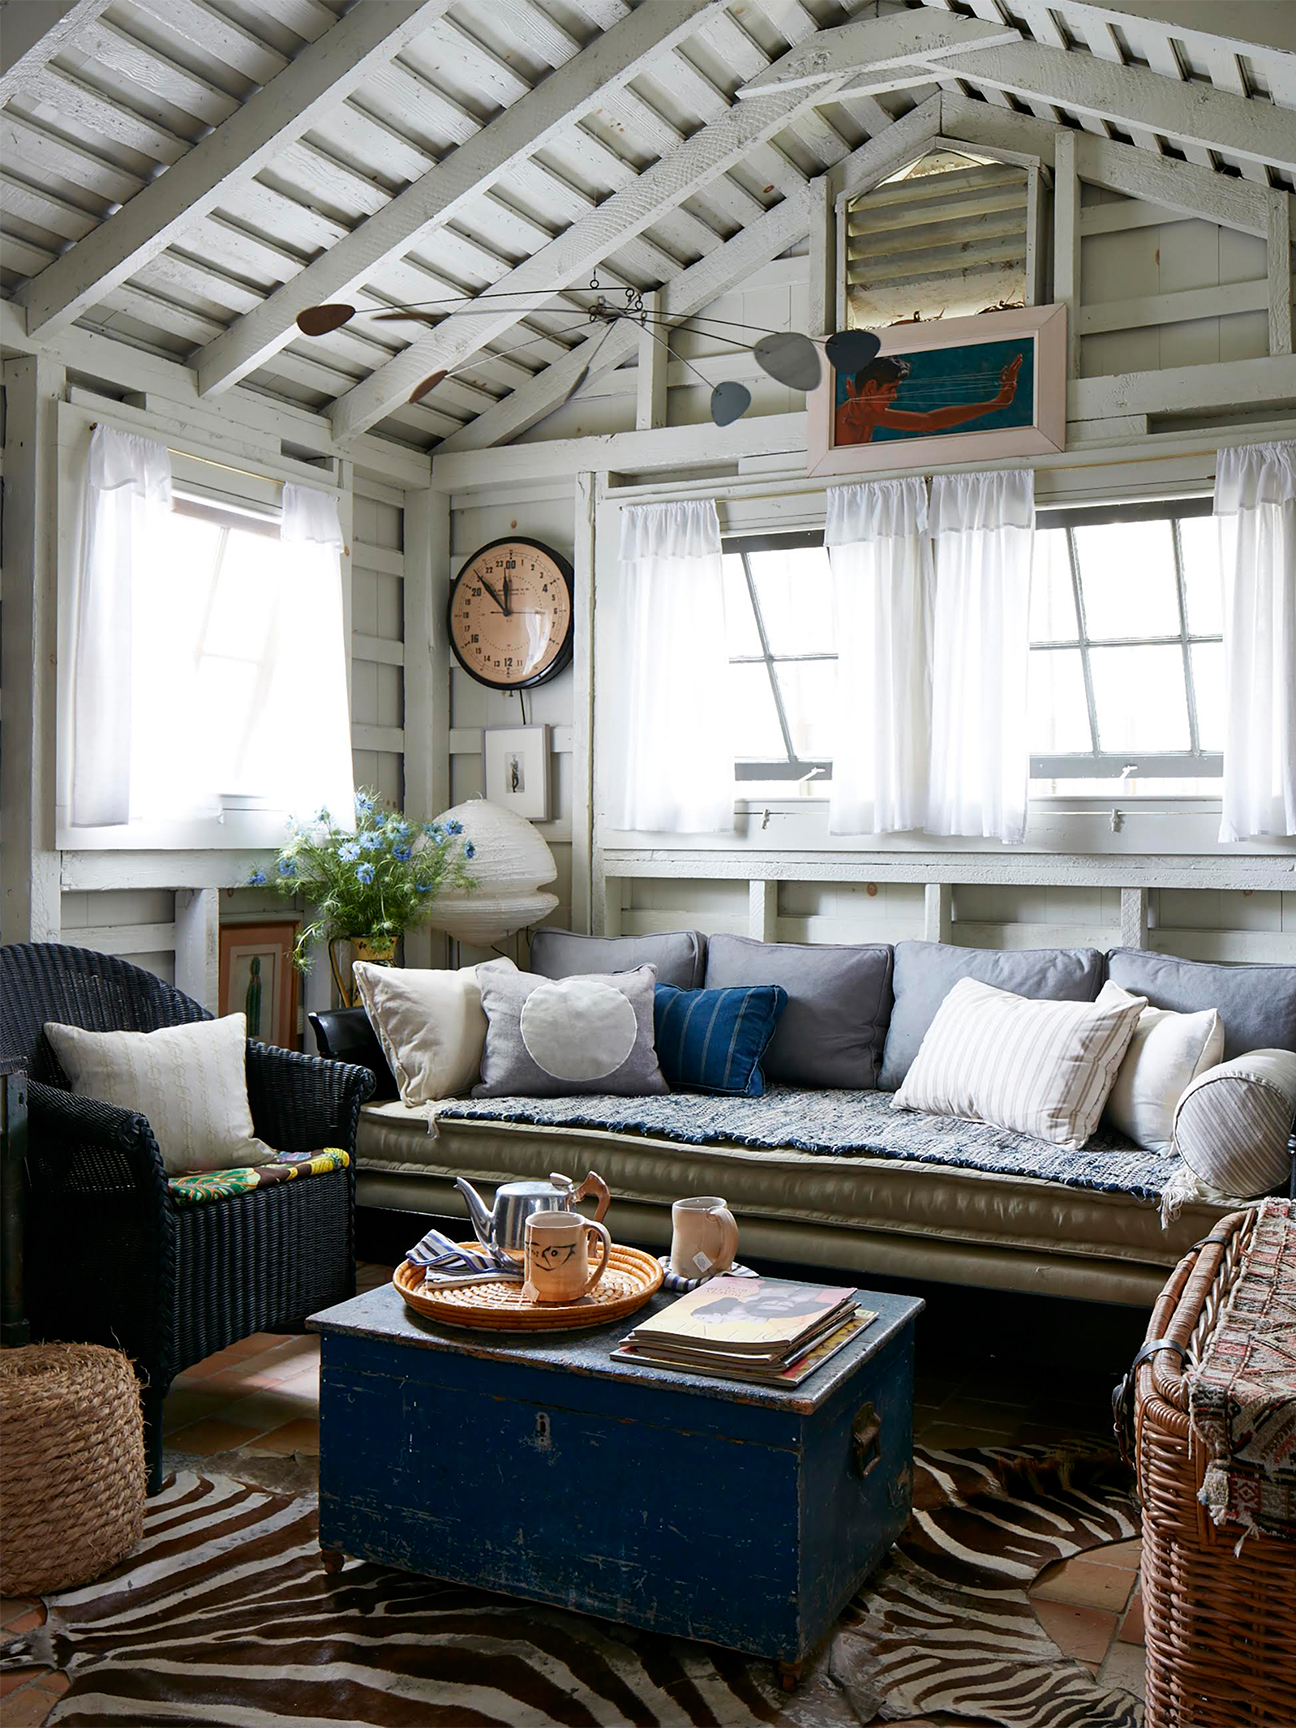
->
[[611, 1276, 875, 1387]]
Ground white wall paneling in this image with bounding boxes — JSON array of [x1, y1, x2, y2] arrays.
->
[[0, 354, 63, 944]]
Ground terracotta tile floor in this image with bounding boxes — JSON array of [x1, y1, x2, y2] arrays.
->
[[3, 1261, 1147, 1723]]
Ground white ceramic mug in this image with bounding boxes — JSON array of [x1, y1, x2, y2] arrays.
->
[[522, 1209, 612, 1304], [670, 1196, 739, 1281]]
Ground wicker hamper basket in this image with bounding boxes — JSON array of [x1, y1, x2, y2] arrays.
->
[[1117, 1209, 1296, 1728], [0, 1343, 145, 1597]]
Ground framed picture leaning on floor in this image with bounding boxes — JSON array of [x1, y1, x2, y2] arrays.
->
[[219, 918, 300, 1049], [807, 303, 1067, 479]]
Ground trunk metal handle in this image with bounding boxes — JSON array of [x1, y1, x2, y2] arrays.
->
[[852, 1401, 882, 1478]]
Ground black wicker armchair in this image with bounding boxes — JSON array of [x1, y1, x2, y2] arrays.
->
[[0, 943, 374, 1493]]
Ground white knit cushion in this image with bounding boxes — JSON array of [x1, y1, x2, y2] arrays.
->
[[893, 976, 1147, 1150], [1097, 980, 1225, 1153], [353, 961, 497, 1105], [1173, 1050, 1296, 1199], [43, 1014, 273, 1174]]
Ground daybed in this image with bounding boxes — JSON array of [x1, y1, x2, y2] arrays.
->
[[344, 934, 1295, 1308]]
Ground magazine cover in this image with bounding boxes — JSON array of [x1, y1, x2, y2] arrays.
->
[[614, 1308, 877, 1386], [631, 1277, 857, 1352]]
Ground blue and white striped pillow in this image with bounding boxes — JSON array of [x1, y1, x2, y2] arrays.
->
[[653, 983, 788, 1098]]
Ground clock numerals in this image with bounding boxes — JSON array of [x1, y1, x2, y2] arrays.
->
[[449, 537, 574, 691]]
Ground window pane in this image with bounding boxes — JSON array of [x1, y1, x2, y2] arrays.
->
[[1089, 644, 1191, 752], [1030, 528, 1079, 642], [1191, 640, 1225, 752], [728, 661, 786, 760], [722, 554, 763, 658], [1073, 519, 1181, 640], [1029, 647, 1091, 754], [201, 529, 279, 660], [773, 660, 836, 759], [1176, 515, 1224, 637], [746, 546, 835, 656]]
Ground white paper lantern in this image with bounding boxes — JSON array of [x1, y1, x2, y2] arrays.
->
[[425, 799, 559, 945]]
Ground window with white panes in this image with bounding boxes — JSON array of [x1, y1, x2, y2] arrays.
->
[[724, 501, 1225, 795], [1029, 499, 1223, 791], [722, 534, 837, 784]]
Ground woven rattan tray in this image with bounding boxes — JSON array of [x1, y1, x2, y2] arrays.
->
[[394, 1244, 663, 1332]]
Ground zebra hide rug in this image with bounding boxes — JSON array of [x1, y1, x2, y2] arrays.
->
[[1, 1443, 1141, 1728]]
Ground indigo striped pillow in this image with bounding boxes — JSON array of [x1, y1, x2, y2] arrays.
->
[[654, 983, 788, 1098]]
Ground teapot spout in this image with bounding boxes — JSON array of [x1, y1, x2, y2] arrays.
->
[[454, 1176, 495, 1247]]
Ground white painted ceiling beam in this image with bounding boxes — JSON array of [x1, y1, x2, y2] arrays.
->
[[327, 63, 889, 441], [736, 11, 1021, 96], [195, 0, 727, 397], [17, 0, 458, 338], [1053, 1, 1296, 68], [940, 94, 1273, 236], [888, 41, 1296, 174], [436, 97, 942, 453], [0, 0, 113, 99]]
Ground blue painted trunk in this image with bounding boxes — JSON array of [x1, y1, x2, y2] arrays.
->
[[312, 1284, 921, 1666]]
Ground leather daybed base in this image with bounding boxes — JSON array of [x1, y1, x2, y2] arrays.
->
[[355, 1097, 1237, 1307]]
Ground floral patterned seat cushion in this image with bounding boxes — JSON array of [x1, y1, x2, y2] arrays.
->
[[167, 1148, 349, 1208]]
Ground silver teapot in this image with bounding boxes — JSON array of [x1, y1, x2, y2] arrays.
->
[[455, 1170, 610, 1262]]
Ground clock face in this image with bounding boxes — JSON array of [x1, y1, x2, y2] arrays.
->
[[448, 537, 574, 690]]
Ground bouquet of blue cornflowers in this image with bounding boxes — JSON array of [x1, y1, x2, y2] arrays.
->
[[248, 789, 476, 970]]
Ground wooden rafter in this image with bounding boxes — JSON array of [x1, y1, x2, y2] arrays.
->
[[0, 0, 114, 102], [853, 41, 1295, 175], [17, 0, 459, 338], [736, 11, 1022, 97], [325, 69, 886, 440], [194, 0, 728, 398], [435, 97, 942, 453]]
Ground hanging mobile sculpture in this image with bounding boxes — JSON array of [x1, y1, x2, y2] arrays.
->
[[294, 278, 882, 427]]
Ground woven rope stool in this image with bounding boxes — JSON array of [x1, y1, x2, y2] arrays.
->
[[0, 1343, 145, 1596]]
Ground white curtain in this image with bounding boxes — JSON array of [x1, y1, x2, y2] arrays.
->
[[1216, 441, 1296, 842], [250, 484, 356, 830], [926, 469, 1035, 844], [70, 425, 191, 826], [826, 478, 932, 835], [608, 499, 735, 833]]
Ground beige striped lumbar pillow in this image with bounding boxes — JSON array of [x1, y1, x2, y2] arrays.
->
[[1173, 1050, 1296, 1199], [893, 976, 1147, 1150]]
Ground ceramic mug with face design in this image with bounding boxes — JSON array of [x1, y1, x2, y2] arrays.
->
[[522, 1209, 612, 1304]]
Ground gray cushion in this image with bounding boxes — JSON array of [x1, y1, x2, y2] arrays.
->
[[1107, 948, 1296, 1061], [473, 958, 668, 1099], [878, 940, 1106, 1091], [528, 927, 706, 991], [702, 933, 893, 1089]]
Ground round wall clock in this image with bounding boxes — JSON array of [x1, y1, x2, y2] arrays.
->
[[448, 536, 574, 690]]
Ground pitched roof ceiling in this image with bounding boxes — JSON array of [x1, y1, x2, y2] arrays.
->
[[1, 0, 1291, 452]]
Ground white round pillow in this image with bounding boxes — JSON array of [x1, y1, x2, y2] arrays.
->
[[1172, 1049, 1296, 1199]]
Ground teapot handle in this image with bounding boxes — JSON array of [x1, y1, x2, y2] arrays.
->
[[568, 1170, 611, 1225]]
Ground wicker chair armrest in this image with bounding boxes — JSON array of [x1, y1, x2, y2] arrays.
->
[[25, 1079, 172, 1207], [245, 1042, 375, 1154]]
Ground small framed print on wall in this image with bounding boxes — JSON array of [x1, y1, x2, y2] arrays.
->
[[219, 919, 300, 1049], [807, 303, 1067, 478], [482, 724, 551, 821]]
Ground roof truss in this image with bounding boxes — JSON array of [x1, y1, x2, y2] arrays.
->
[[195, 0, 729, 398], [17, 0, 459, 337]]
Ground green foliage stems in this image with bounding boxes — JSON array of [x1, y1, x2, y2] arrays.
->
[[247, 789, 476, 969]]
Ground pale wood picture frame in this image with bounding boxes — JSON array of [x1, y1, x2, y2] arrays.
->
[[482, 724, 551, 822], [807, 302, 1067, 478], [219, 918, 301, 1050]]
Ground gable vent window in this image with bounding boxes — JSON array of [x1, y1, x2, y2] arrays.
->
[[846, 150, 1030, 330]]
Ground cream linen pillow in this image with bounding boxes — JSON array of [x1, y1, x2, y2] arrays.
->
[[893, 976, 1147, 1150], [353, 961, 502, 1105], [1097, 979, 1224, 1153], [43, 1013, 272, 1174]]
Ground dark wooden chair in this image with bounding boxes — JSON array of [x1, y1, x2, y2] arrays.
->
[[0, 943, 374, 1493]]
